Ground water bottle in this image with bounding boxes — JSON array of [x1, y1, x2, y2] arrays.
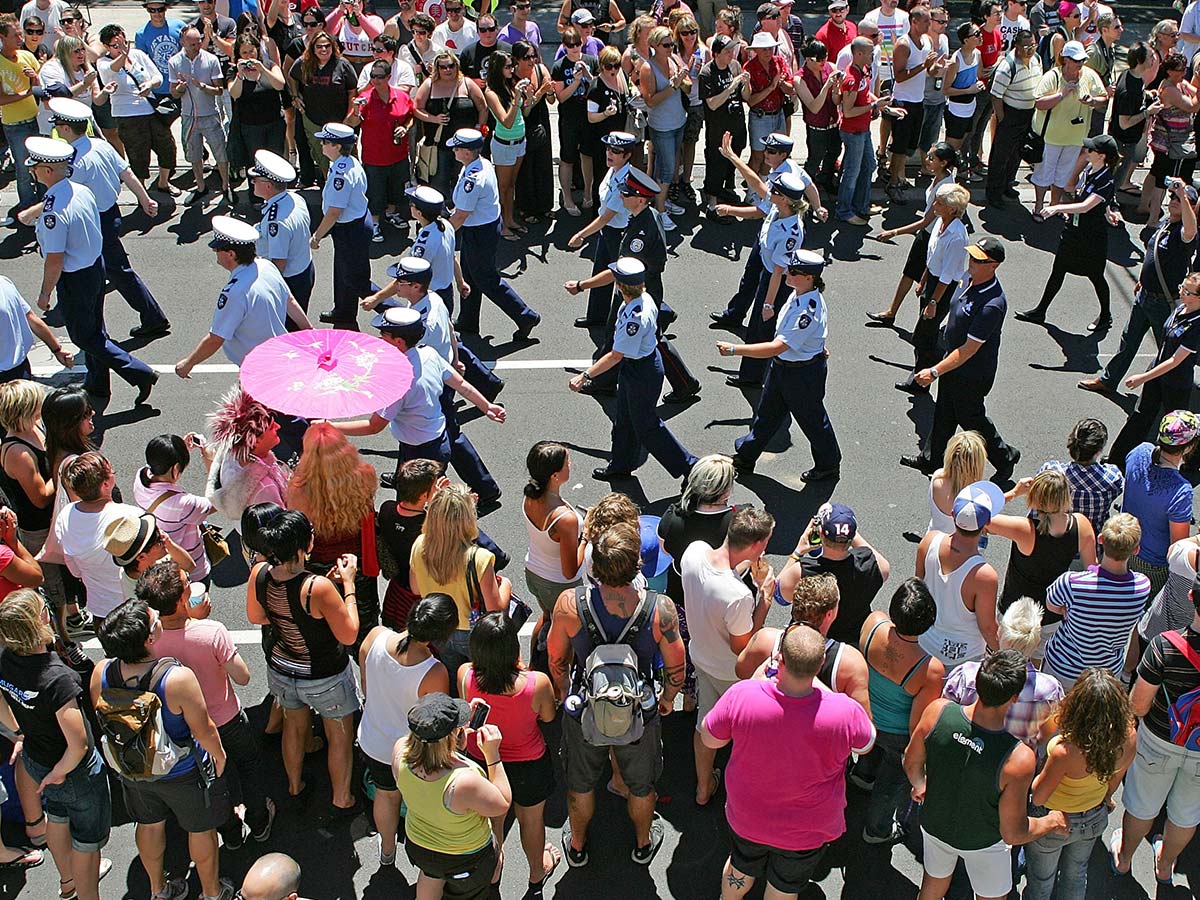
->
[[639, 682, 657, 713], [564, 694, 585, 718]]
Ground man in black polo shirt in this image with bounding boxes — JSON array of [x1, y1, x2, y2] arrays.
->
[[1081, 180, 1198, 395], [797, 503, 890, 645], [457, 14, 511, 83], [901, 236, 1020, 481]]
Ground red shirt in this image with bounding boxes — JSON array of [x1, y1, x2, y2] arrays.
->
[[980, 26, 1002, 69], [839, 63, 872, 133], [746, 52, 790, 113], [356, 86, 414, 166], [799, 61, 838, 128], [0, 544, 19, 603], [814, 19, 857, 61]]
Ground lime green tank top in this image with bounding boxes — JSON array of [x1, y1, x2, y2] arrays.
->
[[493, 102, 525, 142], [395, 752, 494, 854]]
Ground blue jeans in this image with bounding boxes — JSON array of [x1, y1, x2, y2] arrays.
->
[[1023, 802, 1109, 900], [1099, 286, 1173, 388], [3, 117, 41, 211], [648, 126, 684, 185], [22, 749, 111, 853], [837, 129, 875, 220]]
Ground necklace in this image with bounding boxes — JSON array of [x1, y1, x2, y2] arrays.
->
[[896, 633, 920, 644]]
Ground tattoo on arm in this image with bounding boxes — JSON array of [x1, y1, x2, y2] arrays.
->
[[663, 662, 686, 689], [726, 872, 746, 889], [657, 594, 680, 643]]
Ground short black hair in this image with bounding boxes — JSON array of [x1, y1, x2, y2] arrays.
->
[[375, 33, 398, 53], [256, 510, 314, 565], [99, 23, 124, 44], [98, 598, 154, 663], [136, 560, 188, 616], [468, 612, 520, 694], [231, 244, 257, 265], [407, 593, 459, 644], [975, 649, 1028, 707], [241, 502, 285, 558], [802, 39, 827, 60], [145, 434, 189, 477], [393, 459, 444, 503], [889, 578, 937, 636]]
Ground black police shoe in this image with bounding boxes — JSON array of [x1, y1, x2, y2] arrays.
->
[[578, 381, 616, 397], [725, 375, 761, 389], [800, 466, 840, 483], [318, 310, 354, 325], [592, 467, 632, 481], [574, 317, 604, 328], [130, 320, 171, 339], [899, 454, 936, 475], [662, 387, 700, 404], [894, 379, 927, 396], [134, 372, 159, 407], [42, 306, 66, 328]]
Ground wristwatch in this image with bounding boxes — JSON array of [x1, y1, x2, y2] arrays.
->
[[929, 367, 940, 379]]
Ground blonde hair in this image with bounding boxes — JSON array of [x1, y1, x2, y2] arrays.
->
[[1026, 468, 1071, 535], [1100, 512, 1141, 561], [935, 182, 970, 214], [582, 491, 639, 543], [0, 589, 53, 655], [419, 484, 479, 584], [599, 45, 621, 66], [0, 380, 45, 433], [396, 730, 457, 776], [433, 49, 460, 79], [286, 423, 377, 539], [791, 574, 839, 626], [629, 14, 656, 45], [998, 597, 1043, 658], [681, 454, 734, 513], [648, 25, 673, 48], [943, 431, 987, 494], [668, 10, 693, 33]]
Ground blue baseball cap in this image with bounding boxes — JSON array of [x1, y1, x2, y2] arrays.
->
[[819, 502, 857, 541], [638, 515, 672, 578]]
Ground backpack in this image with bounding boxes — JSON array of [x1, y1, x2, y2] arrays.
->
[[1161, 631, 1200, 751], [95, 658, 195, 781], [575, 586, 655, 747], [1037, 25, 1069, 71]]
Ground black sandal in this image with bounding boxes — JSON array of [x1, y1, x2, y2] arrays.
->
[[25, 813, 47, 848]]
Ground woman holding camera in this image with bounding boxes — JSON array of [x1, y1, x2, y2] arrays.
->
[[228, 30, 287, 194], [484, 50, 532, 240], [552, 27, 599, 217]]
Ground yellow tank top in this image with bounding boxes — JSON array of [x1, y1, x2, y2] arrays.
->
[[1044, 735, 1108, 813], [408, 538, 494, 631], [394, 750, 494, 854]]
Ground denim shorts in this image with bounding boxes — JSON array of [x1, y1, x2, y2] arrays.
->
[[1122, 723, 1200, 827], [267, 661, 361, 718], [489, 135, 526, 167], [22, 749, 111, 853], [748, 109, 785, 152], [648, 126, 683, 184]]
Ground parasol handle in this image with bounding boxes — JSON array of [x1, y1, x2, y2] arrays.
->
[[317, 352, 337, 372]]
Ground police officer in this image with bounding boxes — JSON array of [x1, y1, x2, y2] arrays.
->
[[446, 128, 541, 341], [363, 256, 502, 505], [39, 98, 171, 339], [250, 149, 315, 319], [719, 248, 841, 483], [728, 170, 808, 389], [405, 185, 504, 402], [900, 236, 1020, 480], [25, 136, 158, 405], [310, 122, 373, 328], [710, 132, 827, 330], [333, 306, 508, 482], [570, 257, 698, 482], [175, 215, 313, 378], [566, 130, 635, 328]]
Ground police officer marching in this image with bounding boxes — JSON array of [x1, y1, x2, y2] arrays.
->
[[310, 122, 373, 329], [570, 257, 698, 482], [25, 98, 171, 340], [719, 248, 841, 483], [446, 127, 541, 342], [175, 215, 313, 378], [709, 132, 827, 332], [566, 130, 635, 328], [360, 256, 502, 507], [250, 149, 315, 320], [25, 136, 158, 406]]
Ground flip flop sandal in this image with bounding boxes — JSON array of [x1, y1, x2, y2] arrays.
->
[[1109, 828, 1130, 877], [25, 812, 47, 847], [0, 848, 43, 870], [1152, 834, 1173, 885], [696, 768, 722, 806]]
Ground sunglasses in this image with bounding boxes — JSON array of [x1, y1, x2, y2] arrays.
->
[[314, 42, 333, 49], [61, 16, 79, 23], [564, 40, 581, 47], [446, 5, 464, 11], [25, 28, 43, 34], [371, 71, 389, 78], [602, 61, 620, 70], [411, 28, 429, 35], [931, 16, 948, 22], [659, 40, 675, 48], [372, 44, 387, 50], [678, 29, 697, 36], [762, 12, 780, 19], [437, 60, 456, 68], [479, 24, 497, 31], [967, 30, 981, 38], [147, 6, 167, 12]]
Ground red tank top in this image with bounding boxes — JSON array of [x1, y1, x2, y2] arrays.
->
[[463, 669, 546, 762]]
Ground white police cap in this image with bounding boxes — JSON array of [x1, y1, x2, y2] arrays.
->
[[24, 136, 73, 167], [208, 214, 260, 249], [371, 304, 423, 332], [608, 257, 646, 284], [249, 149, 296, 184], [446, 127, 485, 149], [601, 131, 637, 151], [771, 171, 806, 200], [786, 248, 825, 274], [47, 97, 91, 124], [406, 184, 446, 212], [387, 256, 433, 281], [314, 122, 357, 142], [762, 132, 794, 152]]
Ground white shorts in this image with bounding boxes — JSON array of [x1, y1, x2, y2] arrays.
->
[[693, 667, 738, 732], [921, 828, 1012, 898], [1122, 722, 1200, 828], [489, 135, 526, 167], [1031, 142, 1082, 189]]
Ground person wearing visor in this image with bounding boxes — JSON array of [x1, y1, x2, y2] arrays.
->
[[309, 122, 373, 329], [569, 257, 698, 482], [249, 149, 315, 320], [719, 248, 841, 484]]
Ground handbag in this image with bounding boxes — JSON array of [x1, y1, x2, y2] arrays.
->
[[145, 490, 229, 567], [418, 121, 443, 182], [465, 546, 533, 630], [126, 62, 180, 124]]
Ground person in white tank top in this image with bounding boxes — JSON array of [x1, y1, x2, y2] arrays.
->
[[885, 8, 939, 203], [915, 484, 1001, 668], [357, 595, 458, 865], [521, 443, 584, 631]]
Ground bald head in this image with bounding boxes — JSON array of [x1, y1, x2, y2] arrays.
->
[[240, 853, 302, 900], [780, 622, 825, 679]]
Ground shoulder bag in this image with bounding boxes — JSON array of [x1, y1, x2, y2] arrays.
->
[[465, 545, 533, 630], [1021, 69, 1055, 165]]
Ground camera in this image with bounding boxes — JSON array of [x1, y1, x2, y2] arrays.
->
[[1165, 176, 1181, 189]]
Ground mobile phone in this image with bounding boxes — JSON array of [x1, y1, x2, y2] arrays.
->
[[469, 701, 490, 730]]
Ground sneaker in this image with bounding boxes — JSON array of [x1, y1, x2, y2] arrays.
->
[[862, 822, 907, 845], [250, 797, 277, 842], [385, 212, 407, 230], [372, 224, 384, 242], [664, 200, 685, 216], [380, 834, 397, 866], [201, 877, 236, 900], [660, 213, 677, 231], [631, 820, 664, 865], [151, 878, 189, 900], [64, 609, 95, 638], [561, 828, 588, 867]]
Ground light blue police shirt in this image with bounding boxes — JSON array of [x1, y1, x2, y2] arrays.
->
[[37, 180, 103, 273], [410, 220, 457, 290], [377, 345, 454, 445], [209, 259, 290, 364], [600, 161, 632, 231], [752, 159, 813, 215], [322, 155, 369, 222], [0, 277, 35, 371], [413, 290, 455, 362], [68, 136, 126, 213], [613, 292, 659, 359], [775, 288, 827, 362], [760, 212, 804, 270], [259, 191, 313, 278], [452, 157, 501, 227]]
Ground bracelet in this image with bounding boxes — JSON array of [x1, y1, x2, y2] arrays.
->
[[344, 591, 356, 599], [487, 759, 502, 767], [582, 372, 593, 382]]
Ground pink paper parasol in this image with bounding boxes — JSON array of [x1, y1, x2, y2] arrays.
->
[[239, 329, 413, 420]]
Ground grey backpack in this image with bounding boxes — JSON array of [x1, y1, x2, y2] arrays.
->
[[576, 586, 655, 747]]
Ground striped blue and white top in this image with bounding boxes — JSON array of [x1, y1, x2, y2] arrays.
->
[[1043, 565, 1151, 681]]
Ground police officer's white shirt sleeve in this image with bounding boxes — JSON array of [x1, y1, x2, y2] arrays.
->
[[38, 205, 70, 255], [777, 298, 810, 350], [454, 169, 481, 213], [325, 161, 356, 209], [434, 351, 455, 384], [262, 206, 291, 260], [209, 285, 249, 340], [377, 397, 403, 423], [612, 306, 646, 355]]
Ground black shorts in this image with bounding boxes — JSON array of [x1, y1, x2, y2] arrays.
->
[[1150, 151, 1198, 188], [943, 108, 972, 141], [364, 752, 398, 792], [903, 227, 932, 283], [558, 112, 588, 165], [121, 767, 231, 833], [562, 712, 662, 796], [406, 840, 496, 900], [889, 100, 925, 156], [504, 752, 556, 808], [728, 828, 828, 895]]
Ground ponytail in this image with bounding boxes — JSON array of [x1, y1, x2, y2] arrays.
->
[[811, 274, 826, 292], [524, 440, 569, 499]]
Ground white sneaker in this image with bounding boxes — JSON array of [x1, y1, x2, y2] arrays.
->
[[660, 213, 677, 231], [664, 200, 685, 216], [371, 224, 384, 243]]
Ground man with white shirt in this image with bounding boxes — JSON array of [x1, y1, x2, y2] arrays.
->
[[682, 506, 775, 807], [432, 0, 476, 51], [355, 34, 417, 91], [998, 0, 1029, 50], [168, 26, 230, 205], [1181, 0, 1200, 62], [861, 0, 907, 90], [886, 7, 936, 206]]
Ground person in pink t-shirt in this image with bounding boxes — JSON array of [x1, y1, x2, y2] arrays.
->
[[139, 560, 278, 848], [702, 623, 874, 899]]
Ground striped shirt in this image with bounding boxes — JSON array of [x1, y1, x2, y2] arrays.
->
[[990, 53, 1043, 110], [1138, 625, 1200, 742], [1043, 565, 1151, 680]]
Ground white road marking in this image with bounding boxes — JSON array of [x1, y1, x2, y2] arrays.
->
[[32, 360, 594, 377]]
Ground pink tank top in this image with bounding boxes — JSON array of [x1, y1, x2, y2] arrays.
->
[[463, 669, 546, 763]]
